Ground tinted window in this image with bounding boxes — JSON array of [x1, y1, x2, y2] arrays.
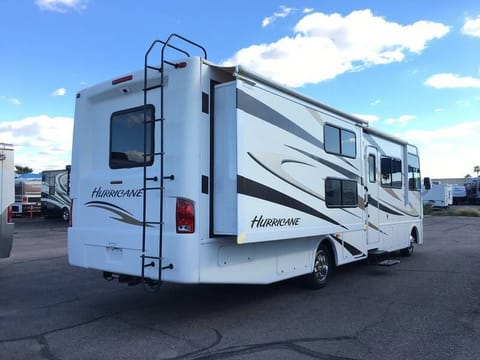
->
[[325, 178, 358, 208], [368, 154, 376, 183], [408, 153, 421, 191], [381, 156, 402, 189], [324, 125, 340, 154], [110, 105, 155, 169], [324, 124, 356, 158]]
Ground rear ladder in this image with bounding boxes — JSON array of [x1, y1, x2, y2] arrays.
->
[[141, 33, 207, 284]]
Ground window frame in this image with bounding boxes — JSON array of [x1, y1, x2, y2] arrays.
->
[[324, 124, 357, 158], [368, 154, 376, 183], [380, 156, 403, 189], [109, 104, 155, 170], [407, 153, 421, 191], [325, 177, 358, 208]]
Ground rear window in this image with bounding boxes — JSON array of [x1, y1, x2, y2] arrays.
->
[[110, 105, 155, 169]]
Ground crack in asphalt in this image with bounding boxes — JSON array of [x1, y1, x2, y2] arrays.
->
[[0, 312, 118, 360], [172, 334, 360, 360]]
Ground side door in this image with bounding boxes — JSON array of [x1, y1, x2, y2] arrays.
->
[[366, 146, 380, 245]]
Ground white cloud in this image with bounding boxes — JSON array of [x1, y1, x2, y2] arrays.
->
[[51, 88, 67, 97], [397, 120, 480, 178], [225, 9, 449, 87], [9, 98, 22, 105], [385, 114, 416, 126], [303, 8, 314, 14], [1, 96, 22, 105], [462, 15, 480, 37], [0, 115, 73, 172], [424, 73, 480, 89], [370, 99, 381, 106], [262, 6, 294, 28], [354, 114, 379, 123], [36, 0, 88, 13]]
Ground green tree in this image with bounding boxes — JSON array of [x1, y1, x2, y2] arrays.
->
[[475, 166, 480, 176], [15, 165, 33, 174]]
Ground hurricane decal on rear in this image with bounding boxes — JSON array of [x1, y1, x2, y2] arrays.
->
[[85, 201, 153, 227]]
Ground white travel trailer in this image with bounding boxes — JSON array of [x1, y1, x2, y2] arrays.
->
[[68, 34, 423, 288], [422, 181, 452, 208], [0, 143, 14, 258], [41, 166, 71, 221]]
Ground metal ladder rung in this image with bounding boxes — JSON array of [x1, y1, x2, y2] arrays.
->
[[143, 118, 164, 124], [146, 65, 162, 72], [143, 84, 164, 92], [144, 186, 164, 191], [143, 152, 164, 158]]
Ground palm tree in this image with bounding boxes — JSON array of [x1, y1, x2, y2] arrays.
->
[[474, 166, 480, 177]]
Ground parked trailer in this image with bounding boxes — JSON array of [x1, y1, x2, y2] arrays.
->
[[12, 174, 42, 217], [452, 184, 467, 205], [68, 34, 424, 289], [465, 177, 480, 204], [41, 166, 71, 221], [0, 143, 14, 258], [422, 181, 452, 208]]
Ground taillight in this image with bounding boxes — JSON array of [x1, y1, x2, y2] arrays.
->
[[176, 198, 195, 233], [7, 205, 12, 223], [22, 196, 27, 203], [69, 200, 73, 227]]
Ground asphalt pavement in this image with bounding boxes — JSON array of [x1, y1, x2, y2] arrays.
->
[[1, 215, 479, 360]]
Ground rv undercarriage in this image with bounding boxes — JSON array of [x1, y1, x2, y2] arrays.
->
[[103, 271, 162, 289]]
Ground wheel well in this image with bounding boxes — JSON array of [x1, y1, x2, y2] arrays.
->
[[319, 237, 337, 266], [411, 227, 419, 244]]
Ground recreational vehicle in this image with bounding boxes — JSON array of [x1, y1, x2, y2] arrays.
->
[[41, 166, 71, 221], [0, 143, 14, 258], [12, 174, 42, 217], [452, 184, 467, 205], [465, 177, 480, 204], [422, 181, 452, 208], [68, 34, 424, 289]]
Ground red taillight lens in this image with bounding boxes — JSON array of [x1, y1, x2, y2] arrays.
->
[[176, 198, 195, 234], [7, 205, 12, 223], [22, 197, 27, 203]]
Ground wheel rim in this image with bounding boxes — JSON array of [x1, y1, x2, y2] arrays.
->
[[314, 249, 329, 282], [62, 209, 69, 222]]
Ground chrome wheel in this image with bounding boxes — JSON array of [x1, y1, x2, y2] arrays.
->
[[314, 249, 329, 283], [305, 242, 333, 289]]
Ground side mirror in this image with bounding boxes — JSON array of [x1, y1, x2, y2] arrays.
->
[[424, 177, 432, 190]]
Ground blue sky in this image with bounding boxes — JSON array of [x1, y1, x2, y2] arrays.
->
[[0, 0, 479, 179]]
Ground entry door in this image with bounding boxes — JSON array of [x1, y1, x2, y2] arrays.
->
[[366, 146, 380, 245]]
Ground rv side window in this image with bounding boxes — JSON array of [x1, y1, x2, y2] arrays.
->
[[408, 153, 421, 191], [109, 105, 155, 169], [368, 155, 376, 183], [325, 178, 358, 208], [324, 124, 356, 158], [381, 156, 402, 189]]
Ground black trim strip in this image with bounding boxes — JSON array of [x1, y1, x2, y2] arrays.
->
[[237, 175, 347, 229], [332, 236, 364, 257], [286, 145, 359, 179], [368, 195, 404, 216], [237, 89, 323, 149], [247, 152, 322, 201]]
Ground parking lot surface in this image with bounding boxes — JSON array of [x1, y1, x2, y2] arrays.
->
[[1, 215, 479, 360]]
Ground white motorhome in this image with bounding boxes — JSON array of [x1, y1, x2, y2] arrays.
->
[[0, 143, 14, 258], [41, 166, 71, 221], [422, 181, 452, 208], [68, 34, 423, 288]]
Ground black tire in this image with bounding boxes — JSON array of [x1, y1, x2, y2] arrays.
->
[[400, 232, 415, 257], [62, 208, 70, 222], [304, 242, 333, 289]]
